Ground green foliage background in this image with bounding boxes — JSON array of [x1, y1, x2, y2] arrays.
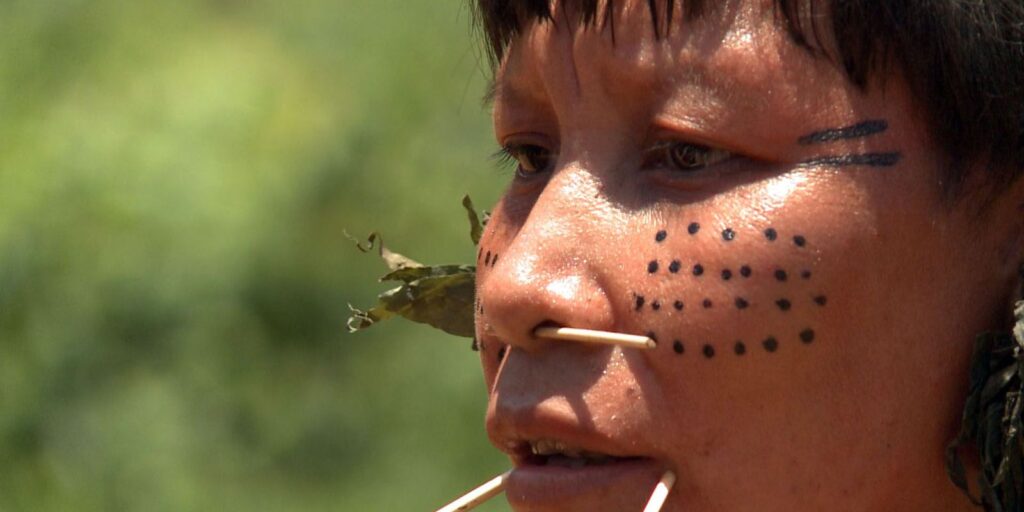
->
[[0, 1, 508, 510]]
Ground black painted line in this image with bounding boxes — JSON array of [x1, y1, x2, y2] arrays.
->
[[798, 152, 902, 168], [798, 120, 888, 145]]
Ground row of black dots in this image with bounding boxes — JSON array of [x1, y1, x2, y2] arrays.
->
[[648, 262, 812, 282], [635, 294, 690, 312], [480, 250, 499, 267], [636, 294, 827, 313], [654, 225, 809, 247], [664, 328, 817, 359]]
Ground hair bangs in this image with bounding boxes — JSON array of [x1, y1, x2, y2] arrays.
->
[[473, 0, 1024, 194]]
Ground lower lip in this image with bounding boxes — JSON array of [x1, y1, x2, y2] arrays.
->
[[506, 458, 666, 511]]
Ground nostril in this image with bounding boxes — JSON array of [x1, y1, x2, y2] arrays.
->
[[531, 320, 564, 340]]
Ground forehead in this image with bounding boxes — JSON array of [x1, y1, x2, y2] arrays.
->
[[491, 0, 797, 105], [489, 0, 870, 156]]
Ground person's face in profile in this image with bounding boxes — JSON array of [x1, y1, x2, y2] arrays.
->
[[473, 2, 1016, 510]]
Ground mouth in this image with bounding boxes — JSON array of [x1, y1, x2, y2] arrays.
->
[[518, 438, 643, 468], [503, 438, 665, 511]]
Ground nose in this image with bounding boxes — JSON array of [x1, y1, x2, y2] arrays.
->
[[478, 166, 620, 353]]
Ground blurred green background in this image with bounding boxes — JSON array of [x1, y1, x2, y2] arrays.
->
[[0, 0, 510, 510]]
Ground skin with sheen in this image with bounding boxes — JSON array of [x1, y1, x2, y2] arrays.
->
[[472, 2, 1024, 511]]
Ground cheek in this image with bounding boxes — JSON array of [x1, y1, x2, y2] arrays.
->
[[621, 218, 826, 369]]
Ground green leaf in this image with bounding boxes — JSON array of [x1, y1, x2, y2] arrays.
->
[[346, 197, 484, 339], [345, 231, 422, 271], [380, 264, 475, 285], [347, 266, 475, 337], [462, 194, 484, 246]]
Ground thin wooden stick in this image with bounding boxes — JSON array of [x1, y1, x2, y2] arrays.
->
[[642, 470, 676, 512], [534, 327, 656, 349], [435, 470, 511, 512]]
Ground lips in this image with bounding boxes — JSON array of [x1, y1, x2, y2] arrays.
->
[[506, 451, 664, 511], [485, 340, 673, 510], [492, 432, 668, 511]]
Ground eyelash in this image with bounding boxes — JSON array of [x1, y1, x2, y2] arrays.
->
[[642, 140, 734, 174], [493, 140, 735, 180], [492, 144, 555, 179]]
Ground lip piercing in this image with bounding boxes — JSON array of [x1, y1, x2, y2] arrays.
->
[[434, 470, 677, 512]]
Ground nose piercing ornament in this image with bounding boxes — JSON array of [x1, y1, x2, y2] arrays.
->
[[534, 326, 657, 349]]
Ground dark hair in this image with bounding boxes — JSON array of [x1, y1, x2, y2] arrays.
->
[[472, 0, 1024, 195]]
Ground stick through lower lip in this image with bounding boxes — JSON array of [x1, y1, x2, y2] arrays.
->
[[642, 470, 677, 512], [434, 470, 510, 512], [534, 327, 657, 349]]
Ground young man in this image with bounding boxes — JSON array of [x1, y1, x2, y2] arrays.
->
[[470, 1, 1024, 510]]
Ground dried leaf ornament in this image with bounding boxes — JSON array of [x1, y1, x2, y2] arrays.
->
[[346, 196, 486, 339], [947, 293, 1024, 511]]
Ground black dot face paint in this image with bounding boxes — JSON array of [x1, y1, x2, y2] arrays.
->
[[633, 222, 828, 362], [734, 341, 746, 355], [479, 247, 499, 268], [800, 329, 815, 344]]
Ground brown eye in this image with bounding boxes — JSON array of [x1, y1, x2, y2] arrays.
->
[[508, 144, 555, 178], [647, 141, 732, 173]]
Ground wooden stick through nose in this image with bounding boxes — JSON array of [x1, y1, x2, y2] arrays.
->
[[435, 470, 510, 512], [642, 470, 677, 512], [534, 327, 657, 349]]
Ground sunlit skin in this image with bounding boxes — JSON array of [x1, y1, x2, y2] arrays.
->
[[473, 1, 1024, 511]]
